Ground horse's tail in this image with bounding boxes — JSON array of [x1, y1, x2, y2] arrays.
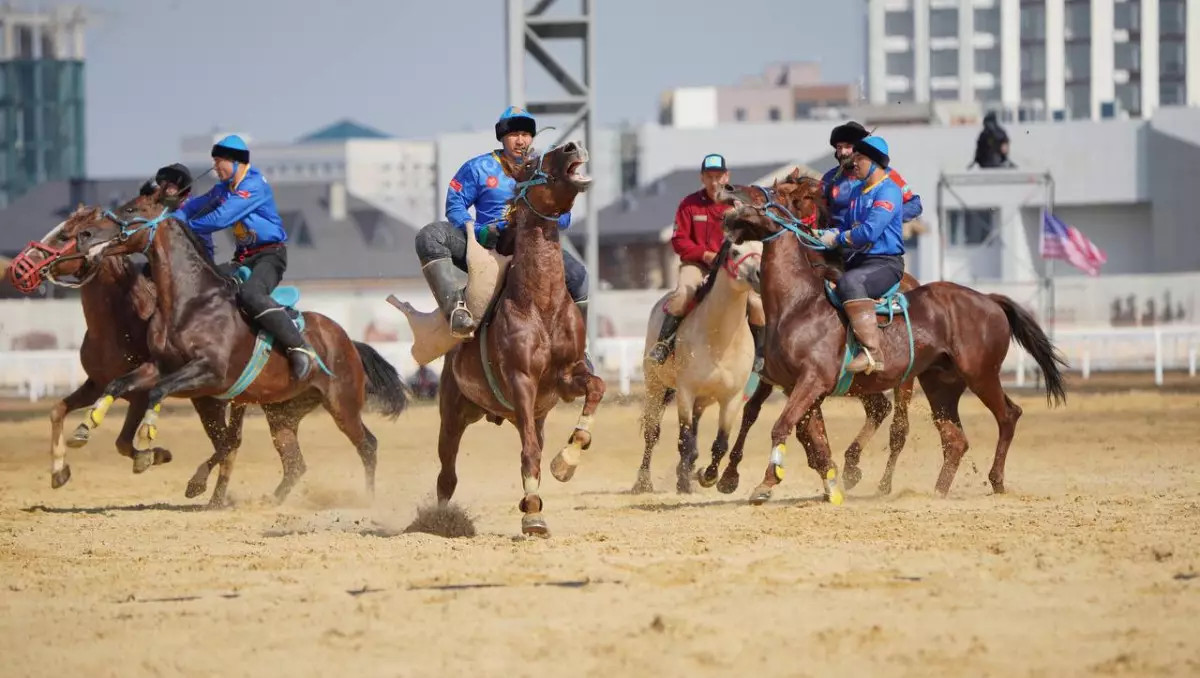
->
[[989, 294, 1068, 406], [354, 341, 410, 420]]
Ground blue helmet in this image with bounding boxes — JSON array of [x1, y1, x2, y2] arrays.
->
[[211, 134, 250, 164], [495, 106, 537, 141], [852, 135, 890, 168]]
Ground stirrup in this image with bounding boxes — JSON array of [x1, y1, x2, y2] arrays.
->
[[849, 347, 880, 375], [448, 301, 476, 338]]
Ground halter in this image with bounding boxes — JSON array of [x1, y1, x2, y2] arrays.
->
[[722, 246, 761, 280], [101, 207, 172, 253], [748, 185, 828, 250], [510, 146, 568, 223]]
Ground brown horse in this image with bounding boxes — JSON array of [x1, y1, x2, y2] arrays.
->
[[411, 141, 603, 536], [65, 188, 409, 505], [718, 177, 1067, 504], [8, 210, 245, 496]]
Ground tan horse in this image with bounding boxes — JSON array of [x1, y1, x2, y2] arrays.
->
[[634, 241, 763, 494]]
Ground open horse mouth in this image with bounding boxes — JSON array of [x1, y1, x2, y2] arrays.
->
[[565, 148, 592, 190]]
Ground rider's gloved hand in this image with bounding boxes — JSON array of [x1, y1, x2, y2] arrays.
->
[[474, 222, 501, 249], [818, 229, 840, 248]]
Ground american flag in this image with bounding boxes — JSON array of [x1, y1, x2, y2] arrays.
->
[[1040, 211, 1107, 276]]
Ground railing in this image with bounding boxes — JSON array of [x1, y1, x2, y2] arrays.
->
[[1, 327, 1197, 402]]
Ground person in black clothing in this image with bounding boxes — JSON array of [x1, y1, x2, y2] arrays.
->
[[973, 112, 1014, 169]]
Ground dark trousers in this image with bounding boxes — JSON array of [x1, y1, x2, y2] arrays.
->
[[233, 246, 305, 349], [837, 254, 905, 302], [415, 220, 589, 302]]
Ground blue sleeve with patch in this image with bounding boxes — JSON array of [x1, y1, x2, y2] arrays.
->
[[841, 182, 902, 249], [187, 177, 269, 236], [445, 161, 480, 231], [557, 211, 571, 229], [902, 193, 923, 221], [176, 184, 222, 221]]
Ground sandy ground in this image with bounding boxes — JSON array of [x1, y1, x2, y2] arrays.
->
[[1, 387, 1198, 677]]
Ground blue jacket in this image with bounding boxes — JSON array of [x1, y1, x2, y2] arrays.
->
[[174, 165, 286, 260], [446, 151, 570, 242], [821, 165, 922, 229], [838, 174, 906, 256]]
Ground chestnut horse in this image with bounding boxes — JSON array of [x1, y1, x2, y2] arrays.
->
[[418, 141, 604, 537], [65, 188, 409, 504], [719, 178, 1067, 504], [8, 210, 244, 496]]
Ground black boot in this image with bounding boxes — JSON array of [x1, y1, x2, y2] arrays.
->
[[749, 323, 766, 373], [422, 258, 475, 338], [255, 307, 315, 381], [649, 313, 684, 364]]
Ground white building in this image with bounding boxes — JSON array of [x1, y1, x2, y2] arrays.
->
[[180, 120, 437, 227], [867, 0, 1200, 121]]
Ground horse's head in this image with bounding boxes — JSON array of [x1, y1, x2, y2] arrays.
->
[[717, 176, 824, 245], [73, 191, 171, 263], [509, 140, 592, 224], [7, 204, 113, 293], [720, 240, 764, 293]]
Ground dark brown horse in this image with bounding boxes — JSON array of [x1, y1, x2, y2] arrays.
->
[[718, 177, 1067, 503], [8, 210, 244, 496], [421, 141, 604, 536], [64, 188, 409, 504]]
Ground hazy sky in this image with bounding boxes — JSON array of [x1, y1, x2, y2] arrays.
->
[[77, 0, 865, 177]]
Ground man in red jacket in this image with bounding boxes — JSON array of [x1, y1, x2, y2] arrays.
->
[[649, 153, 766, 371]]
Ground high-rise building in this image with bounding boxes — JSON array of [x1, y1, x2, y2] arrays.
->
[[0, 5, 87, 208], [867, 0, 1199, 121]]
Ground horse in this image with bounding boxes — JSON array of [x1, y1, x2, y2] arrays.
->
[[394, 141, 603, 537], [718, 177, 1067, 504], [65, 188, 410, 505], [7, 208, 245, 497], [633, 239, 763, 494]]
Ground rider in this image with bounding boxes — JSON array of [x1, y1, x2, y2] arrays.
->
[[648, 153, 767, 371], [820, 121, 922, 230], [171, 134, 318, 381], [818, 135, 906, 375], [413, 106, 588, 338], [141, 163, 194, 210]]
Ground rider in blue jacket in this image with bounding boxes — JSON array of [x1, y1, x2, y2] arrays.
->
[[173, 135, 317, 380], [817, 135, 907, 376], [414, 106, 588, 338], [821, 121, 923, 229]]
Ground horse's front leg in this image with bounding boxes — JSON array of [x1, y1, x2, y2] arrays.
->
[[128, 359, 222, 473], [718, 379, 771, 494], [68, 362, 160, 449], [509, 370, 550, 537], [550, 358, 606, 483], [748, 366, 829, 505]]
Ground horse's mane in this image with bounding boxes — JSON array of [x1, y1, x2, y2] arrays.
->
[[690, 240, 732, 309], [773, 175, 846, 278]]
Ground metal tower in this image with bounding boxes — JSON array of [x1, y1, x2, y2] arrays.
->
[[505, 0, 599, 348]]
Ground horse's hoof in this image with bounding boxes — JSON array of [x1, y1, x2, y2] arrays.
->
[[521, 513, 550, 537], [877, 480, 893, 496], [716, 471, 740, 494], [843, 465, 862, 491], [66, 424, 90, 449], [990, 480, 1006, 495], [748, 483, 773, 505], [676, 476, 693, 494], [206, 496, 231, 510], [697, 466, 719, 489], [152, 448, 172, 466], [50, 465, 72, 489], [550, 444, 581, 483], [631, 473, 654, 495], [185, 476, 208, 499], [132, 450, 154, 474]]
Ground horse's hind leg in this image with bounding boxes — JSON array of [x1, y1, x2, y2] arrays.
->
[[48, 378, 103, 488], [261, 396, 321, 505], [319, 377, 378, 500], [919, 370, 969, 496], [185, 398, 237, 501], [718, 379, 771, 494], [966, 375, 1022, 495], [633, 375, 669, 494], [877, 379, 914, 495], [550, 363, 606, 483], [843, 393, 892, 490]]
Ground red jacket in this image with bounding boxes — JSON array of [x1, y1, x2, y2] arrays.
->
[[671, 190, 728, 266]]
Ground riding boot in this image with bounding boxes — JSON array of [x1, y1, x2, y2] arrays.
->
[[749, 322, 766, 373], [843, 299, 884, 375], [422, 258, 476, 338], [255, 306, 316, 381], [649, 313, 684, 364]]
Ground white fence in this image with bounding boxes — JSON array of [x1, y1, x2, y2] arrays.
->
[[1, 327, 1196, 403]]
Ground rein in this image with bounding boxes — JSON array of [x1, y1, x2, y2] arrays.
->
[[510, 146, 568, 223], [101, 207, 172, 253], [750, 185, 827, 250]]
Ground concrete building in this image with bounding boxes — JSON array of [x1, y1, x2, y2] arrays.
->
[[179, 120, 438, 227], [0, 4, 87, 208], [658, 62, 861, 128], [867, 0, 1200, 121]]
